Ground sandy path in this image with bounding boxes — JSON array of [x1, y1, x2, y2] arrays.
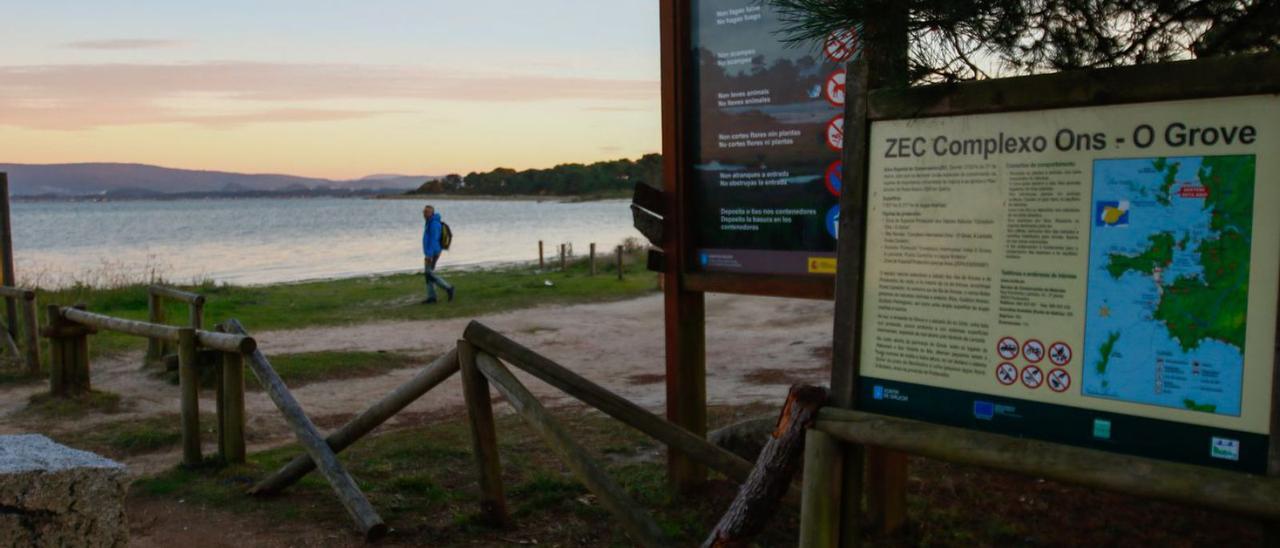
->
[[0, 293, 834, 475]]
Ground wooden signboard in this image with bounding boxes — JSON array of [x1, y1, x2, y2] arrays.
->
[[657, 0, 860, 488], [811, 52, 1280, 545]]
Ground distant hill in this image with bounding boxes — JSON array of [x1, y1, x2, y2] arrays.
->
[[0, 163, 434, 197]]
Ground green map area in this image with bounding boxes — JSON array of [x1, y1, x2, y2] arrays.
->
[[1084, 154, 1255, 416]]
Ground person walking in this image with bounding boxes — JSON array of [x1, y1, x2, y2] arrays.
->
[[421, 204, 455, 304]]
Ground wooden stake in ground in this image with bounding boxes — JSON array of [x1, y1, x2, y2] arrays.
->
[[616, 245, 624, 280], [589, 243, 597, 276], [252, 349, 460, 495], [473, 350, 669, 548], [221, 349, 246, 464], [560, 243, 567, 271], [224, 319, 386, 541], [178, 328, 202, 466], [539, 240, 545, 270], [702, 385, 828, 548], [458, 340, 510, 528]]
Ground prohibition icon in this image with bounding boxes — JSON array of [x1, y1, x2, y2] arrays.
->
[[825, 69, 846, 107], [997, 336, 1019, 360], [996, 362, 1018, 385], [824, 28, 859, 63], [825, 161, 842, 197], [825, 115, 844, 151], [1048, 368, 1072, 392], [1048, 341, 1072, 366], [1023, 339, 1046, 363], [1021, 365, 1044, 389]]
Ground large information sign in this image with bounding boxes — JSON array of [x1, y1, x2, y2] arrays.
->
[[687, 0, 852, 275], [856, 95, 1280, 473]]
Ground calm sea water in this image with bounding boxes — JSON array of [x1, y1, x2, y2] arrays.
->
[[11, 197, 638, 287]]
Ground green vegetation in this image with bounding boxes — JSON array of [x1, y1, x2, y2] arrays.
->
[[52, 413, 217, 459], [131, 405, 796, 546], [1154, 155, 1254, 352], [23, 390, 125, 418], [1095, 331, 1121, 374], [1155, 158, 1179, 206], [247, 351, 421, 390], [1183, 399, 1218, 413], [407, 155, 660, 198], [35, 247, 655, 359], [1106, 232, 1175, 279]]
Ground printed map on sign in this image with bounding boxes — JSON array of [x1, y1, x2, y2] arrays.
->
[[1082, 155, 1255, 416]]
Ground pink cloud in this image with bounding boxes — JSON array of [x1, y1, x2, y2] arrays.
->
[[60, 39, 184, 50], [0, 62, 658, 130]]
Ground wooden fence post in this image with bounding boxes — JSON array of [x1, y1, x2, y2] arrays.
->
[[67, 317, 90, 395], [799, 429, 844, 548], [224, 319, 386, 540], [178, 327, 202, 466], [539, 241, 545, 270], [20, 293, 39, 375], [146, 291, 164, 364], [189, 296, 204, 331], [473, 351, 668, 547], [616, 246, 624, 280], [44, 305, 65, 396], [590, 243, 597, 276], [222, 350, 246, 464], [560, 244, 567, 271], [458, 340, 510, 528]]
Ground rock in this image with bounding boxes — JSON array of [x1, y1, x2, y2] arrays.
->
[[0, 434, 128, 547]]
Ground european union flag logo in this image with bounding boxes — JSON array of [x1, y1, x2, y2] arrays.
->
[[973, 401, 995, 420], [699, 253, 709, 266], [872, 386, 884, 400]]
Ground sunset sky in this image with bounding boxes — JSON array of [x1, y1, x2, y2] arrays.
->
[[0, 1, 661, 179]]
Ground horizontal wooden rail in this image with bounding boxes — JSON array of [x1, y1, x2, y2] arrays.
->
[[463, 321, 756, 483], [59, 307, 254, 353], [251, 348, 461, 495], [148, 285, 205, 305], [0, 286, 35, 300], [814, 408, 1280, 522]]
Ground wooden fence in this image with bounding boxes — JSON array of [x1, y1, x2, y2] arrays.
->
[[0, 285, 39, 374], [145, 284, 205, 365]]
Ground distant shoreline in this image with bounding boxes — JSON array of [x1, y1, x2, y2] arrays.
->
[[12, 191, 630, 204]]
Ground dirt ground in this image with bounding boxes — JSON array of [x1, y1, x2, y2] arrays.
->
[[0, 292, 833, 475]]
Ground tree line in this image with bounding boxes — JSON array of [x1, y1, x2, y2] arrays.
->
[[408, 154, 662, 197]]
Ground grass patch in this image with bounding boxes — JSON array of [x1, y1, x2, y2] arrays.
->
[[24, 389, 126, 419], [36, 248, 655, 359], [248, 351, 421, 390], [130, 404, 793, 546], [53, 413, 218, 459]]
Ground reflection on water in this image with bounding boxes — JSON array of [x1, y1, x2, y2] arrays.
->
[[13, 197, 638, 287]]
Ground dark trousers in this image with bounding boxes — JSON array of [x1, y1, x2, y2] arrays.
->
[[424, 255, 452, 300]]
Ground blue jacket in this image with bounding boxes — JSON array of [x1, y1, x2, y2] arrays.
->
[[423, 213, 443, 257]]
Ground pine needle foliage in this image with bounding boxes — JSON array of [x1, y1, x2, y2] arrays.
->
[[769, 0, 1280, 84]]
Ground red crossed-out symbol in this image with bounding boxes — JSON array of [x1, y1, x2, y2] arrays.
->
[[824, 28, 859, 63], [1023, 339, 1045, 363], [1048, 368, 1072, 392], [997, 336, 1019, 360], [825, 69, 846, 107], [1048, 341, 1072, 366], [825, 115, 844, 151], [996, 362, 1018, 386], [1021, 365, 1044, 389]]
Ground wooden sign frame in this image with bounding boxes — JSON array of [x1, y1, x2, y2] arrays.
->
[[657, 0, 842, 490], [813, 52, 1280, 545]]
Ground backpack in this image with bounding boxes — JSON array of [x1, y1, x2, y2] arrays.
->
[[440, 222, 453, 250]]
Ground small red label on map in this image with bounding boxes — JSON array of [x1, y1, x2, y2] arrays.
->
[[1178, 185, 1209, 198]]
